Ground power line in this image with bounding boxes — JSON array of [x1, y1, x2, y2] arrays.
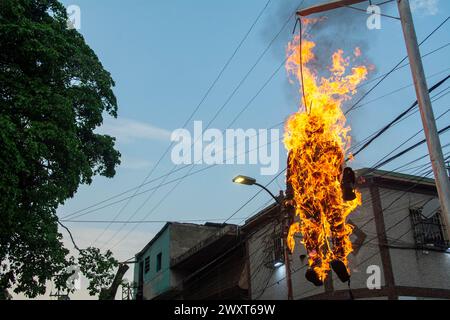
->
[[350, 68, 450, 112], [106, 122, 282, 244], [65, 134, 284, 221], [68, 8, 450, 252], [250, 168, 437, 298], [167, 100, 448, 299], [61, 121, 285, 220], [370, 127, 450, 171], [345, 15, 450, 115], [348, 90, 450, 153], [66, 66, 450, 236], [252, 131, 450, 298], [345, 4, 400, 20], [224, 168, 286, 224], [349, 74, 450, 160], [62, 24, 450, 226], [105, 1, 308, 248], [110, 167, 286, 249], [257, 168, 437, 299], [251, 139, 446, 296], [61, 218, 246, 224], [91, 0, 274, 246], [370, 107, 450, 169], [61, 38, 450, 222], [357, 42, 450, 90], [68, 71, 449, 225]]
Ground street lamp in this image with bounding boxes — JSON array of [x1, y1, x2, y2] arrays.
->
[[232, 175, 281, 204], [233, 174, 293, 299]]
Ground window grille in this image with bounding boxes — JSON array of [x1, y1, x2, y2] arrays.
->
[[410, 207, 447, 250]]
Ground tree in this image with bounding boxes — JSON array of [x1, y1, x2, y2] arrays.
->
[[78, 247, 123, 299], [0, 0, 121, 298]]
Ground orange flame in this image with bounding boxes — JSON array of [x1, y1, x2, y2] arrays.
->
[[284, 23, 367, 281]]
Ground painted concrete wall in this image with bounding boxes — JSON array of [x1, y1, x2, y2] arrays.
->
[[139, 226, 171, 299], [169, 223, 220, 259], [328, 186, 384, 296], [134, 223, 221, 299], [380, 189, 450, 290], [169, 223, 221, 288], [248, 220, 289, 300]]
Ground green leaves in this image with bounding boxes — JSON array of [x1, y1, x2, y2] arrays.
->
[[78, 247, 119, 296], [0, 0, 121, 298]]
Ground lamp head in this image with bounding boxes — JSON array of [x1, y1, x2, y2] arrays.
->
[[232, 175, 256, 186]]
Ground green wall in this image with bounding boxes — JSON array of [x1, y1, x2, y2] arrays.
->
[[134, 225, 171, 297]]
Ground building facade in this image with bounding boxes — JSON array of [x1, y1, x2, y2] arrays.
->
[[246, 169, 450, 300], [134, 222, 248, 300], [132, 169, 450, 300]]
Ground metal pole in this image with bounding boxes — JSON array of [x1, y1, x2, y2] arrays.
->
[[279, 188, 294, 300], [397, 0, 450, 242], [254, 182, 282, 204]]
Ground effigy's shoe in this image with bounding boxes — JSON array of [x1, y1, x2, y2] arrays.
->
[[331, 259, 350, 283], [305, 268, 323, 287]]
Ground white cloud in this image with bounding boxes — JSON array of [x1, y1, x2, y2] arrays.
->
[[97, 117, 171, 144], [410, 0, 440, 15]]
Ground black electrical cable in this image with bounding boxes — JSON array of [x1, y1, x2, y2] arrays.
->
[[345, 16, 450, 116], [103, 2, 308, 248], [349, 74, 450, 160], [90, 0, 275, 245]]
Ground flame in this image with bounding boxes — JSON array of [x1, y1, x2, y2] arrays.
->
[[284, 23, 367, 281]]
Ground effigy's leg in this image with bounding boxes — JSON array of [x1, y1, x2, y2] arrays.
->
[[302, 220, 325, 286], [328, 206, 352, 283]]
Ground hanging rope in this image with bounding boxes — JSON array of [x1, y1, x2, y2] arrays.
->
[[293, 17, 308, 113]]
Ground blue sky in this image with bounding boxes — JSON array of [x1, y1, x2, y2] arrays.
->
[[45, 0, 450, 299]]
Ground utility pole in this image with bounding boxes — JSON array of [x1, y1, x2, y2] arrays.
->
[[297, 0, 450, 243], [396, 0, 450, 242]]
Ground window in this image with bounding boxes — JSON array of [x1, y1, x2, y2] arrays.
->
[[262, 232, 285, 269], [410, 207, 447, 250], [156, 252, 162, 272], [144, 256, 150, 274]]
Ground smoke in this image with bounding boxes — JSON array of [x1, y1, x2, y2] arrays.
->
[[260, 0, 304, 60], [303, 8, 374, 74], [262, 0, 377, 63], [262, 1, 381, 146]]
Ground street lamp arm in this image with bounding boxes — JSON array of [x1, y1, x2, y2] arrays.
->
[[254, 182, 281, 205]]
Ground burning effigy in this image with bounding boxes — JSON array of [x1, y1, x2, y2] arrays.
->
[[284, 20, 368, 286]]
